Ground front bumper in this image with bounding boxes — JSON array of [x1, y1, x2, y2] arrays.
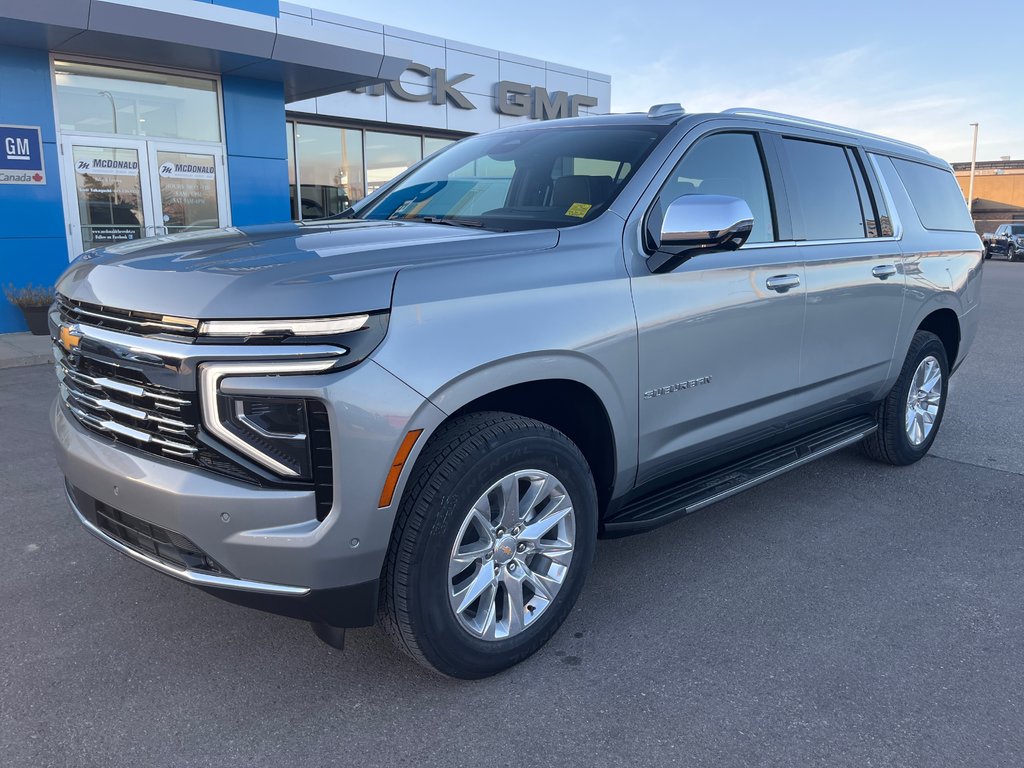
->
[[65, 480, 380, 627], [52, 353, 445, 627]]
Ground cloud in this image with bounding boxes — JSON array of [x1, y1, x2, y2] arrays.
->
[[610, 46, 1018, 162]]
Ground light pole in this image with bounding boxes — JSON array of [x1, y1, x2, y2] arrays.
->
[[967, 122, 979, 214], [98, 90, 118, 134]]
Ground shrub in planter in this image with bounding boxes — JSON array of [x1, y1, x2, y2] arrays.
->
[[4, 284, 55, 336]]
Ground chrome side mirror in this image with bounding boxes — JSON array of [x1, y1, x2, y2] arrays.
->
[[647, 194, 754, 273]]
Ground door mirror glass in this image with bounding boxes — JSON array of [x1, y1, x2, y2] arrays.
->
[[647, 194, 754, 272]]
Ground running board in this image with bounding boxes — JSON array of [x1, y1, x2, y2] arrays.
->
[[604, 415, 877, 535]]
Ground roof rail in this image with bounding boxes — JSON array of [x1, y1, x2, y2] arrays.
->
[[721, 108, 928, 153], [648, 103, 686, 119]]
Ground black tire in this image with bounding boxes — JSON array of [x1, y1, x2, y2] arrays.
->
[[379, 411, 598, 679], [862, 330, 949, 466], [1009, 245, 1019, 262]]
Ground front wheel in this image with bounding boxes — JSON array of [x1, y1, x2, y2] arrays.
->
[[862, 330, 949, 466], [379, 411, 597, 678], [1009, 245, 1019, 262]]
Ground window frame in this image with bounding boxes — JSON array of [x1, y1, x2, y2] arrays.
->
[[854, 147, 895, 238], [642, 129, 783, 255]]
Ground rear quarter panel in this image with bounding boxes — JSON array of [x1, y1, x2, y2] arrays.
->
[[873, 154, 983, 379]]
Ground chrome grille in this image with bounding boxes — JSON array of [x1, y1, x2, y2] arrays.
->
[[56, 347, 200, 460], [56, 294, 198, 340]]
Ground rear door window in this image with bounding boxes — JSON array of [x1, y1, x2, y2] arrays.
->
[[781, 138, 866, 240], [891, 158, 976, 232]]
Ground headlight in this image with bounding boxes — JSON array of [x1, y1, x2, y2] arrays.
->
[[199, 315, 369, 337], [199, 358, 337, 478], [196, 312, 389, 477]]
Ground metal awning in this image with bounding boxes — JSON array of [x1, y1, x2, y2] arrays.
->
[[0, 0, 410, 101]]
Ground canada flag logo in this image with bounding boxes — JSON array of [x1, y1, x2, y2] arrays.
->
[[32, 173, 42, 182]]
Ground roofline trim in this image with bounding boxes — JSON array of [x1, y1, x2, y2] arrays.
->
[[721, 107, 928, 154]]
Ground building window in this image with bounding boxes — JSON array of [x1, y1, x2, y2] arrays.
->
[[287, 120, 461, 220], [294, 124, 364, 219], [424, 136, 455, 157], [54, 61, 220, 142], [365, 131, 422, 195]]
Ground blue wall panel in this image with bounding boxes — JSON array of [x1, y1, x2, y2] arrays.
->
[[0, 238, 69, 332], [222, 76, 288, 160], [212, 0, 279, 16], [0, 46, 69, 334], [226, 155, 290, 226], [222, 76, 290, 227]]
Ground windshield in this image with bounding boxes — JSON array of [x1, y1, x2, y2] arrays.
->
[[357, 124, 668, 231]]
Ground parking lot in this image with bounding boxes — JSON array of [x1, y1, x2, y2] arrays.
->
[[2, 261, 1022, 768]]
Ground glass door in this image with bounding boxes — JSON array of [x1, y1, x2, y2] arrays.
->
[[61, 136, 228, 257], [62, 136, 152, 255], [147, 142, 228, 236]]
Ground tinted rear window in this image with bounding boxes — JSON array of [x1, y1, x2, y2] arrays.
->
[[782, 138, 866, 240], [891, 158, 974, 231]]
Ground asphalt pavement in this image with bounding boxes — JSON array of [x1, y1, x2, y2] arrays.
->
[[2, 261, 1022, 768]]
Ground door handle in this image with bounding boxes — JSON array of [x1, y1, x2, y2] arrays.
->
[[871, 264, 898, 280], [765, 274, 801, 293]]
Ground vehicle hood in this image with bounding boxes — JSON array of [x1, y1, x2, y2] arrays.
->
[[56, 220, 559, 319]]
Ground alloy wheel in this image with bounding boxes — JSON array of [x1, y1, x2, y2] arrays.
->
[[905, 355, 943, 446], [448, 469, 576, 641]]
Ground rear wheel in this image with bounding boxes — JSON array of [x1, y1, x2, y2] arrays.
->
[[862, 330, 949, 466], [379, 411, 597, 678]]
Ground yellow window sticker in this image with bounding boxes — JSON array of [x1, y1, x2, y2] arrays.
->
[[565, 203, 592, 218]]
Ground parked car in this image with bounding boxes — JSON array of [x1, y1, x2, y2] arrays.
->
[[983, 223, 1024, 260], [51, 105, 983, 678]]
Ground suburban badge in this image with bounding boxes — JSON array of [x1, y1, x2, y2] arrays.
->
[[644, 375, 713, 399]]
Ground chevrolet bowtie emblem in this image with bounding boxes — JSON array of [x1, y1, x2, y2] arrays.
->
[[58, 323, 82, 353]]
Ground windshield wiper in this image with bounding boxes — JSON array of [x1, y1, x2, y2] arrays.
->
[[395, 215, 482, 228], [396, 215, 508, 231]]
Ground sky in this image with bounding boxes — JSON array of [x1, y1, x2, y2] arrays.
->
[[305, 0, 1024, 163]]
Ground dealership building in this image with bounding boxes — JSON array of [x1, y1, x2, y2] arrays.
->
[[0, 0, 611, 333]]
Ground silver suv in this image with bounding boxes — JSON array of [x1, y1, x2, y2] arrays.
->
[[51, 105, 983, 678]]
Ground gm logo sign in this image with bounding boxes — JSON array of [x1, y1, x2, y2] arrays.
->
[[5, 136, 30, 161], [0, 125, 45, 185]]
